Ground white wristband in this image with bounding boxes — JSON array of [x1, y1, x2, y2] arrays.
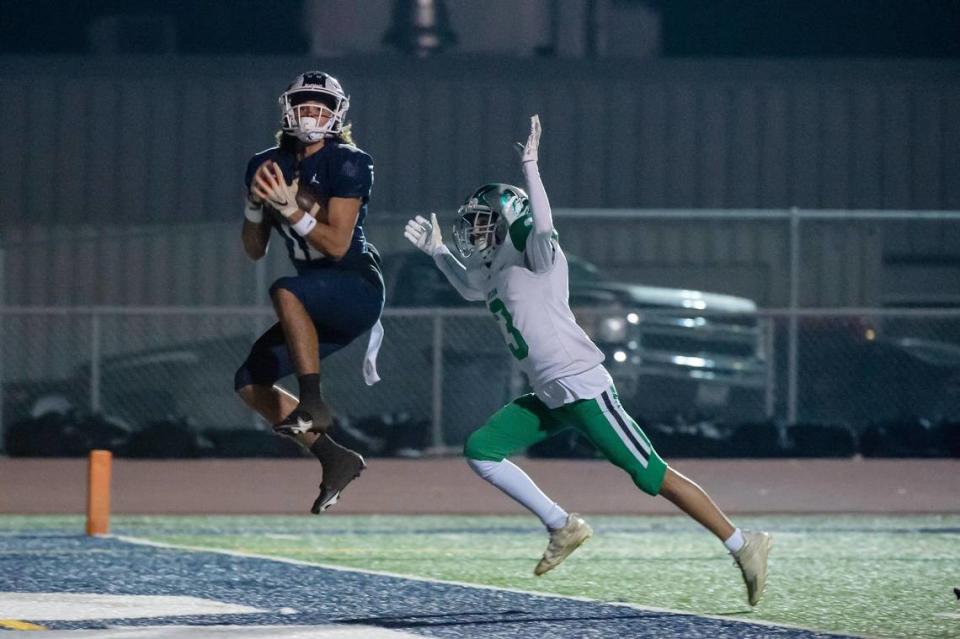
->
[[291, 214, 317, 237], [244, 201, 264, 223]]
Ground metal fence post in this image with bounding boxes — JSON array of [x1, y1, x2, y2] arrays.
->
[[90, 311, 102, 414], [431, 314, 444, 451], [763, 315, 776, 419], [0, 244, 5, 451], [252, 258, 268, 428], [787, 208, 800, 425]]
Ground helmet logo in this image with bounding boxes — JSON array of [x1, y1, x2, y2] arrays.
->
[[500, 193, 526, 222], [301, 72, 328, 87]]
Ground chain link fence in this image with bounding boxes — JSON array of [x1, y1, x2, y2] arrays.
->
[[2, 210, 959, 457], [2, 305, 959, 457]]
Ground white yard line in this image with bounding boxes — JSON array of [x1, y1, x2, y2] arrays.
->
[[114, 534, 868, 638], [0, 593, 263, 621], [8, 625, 426, 638]]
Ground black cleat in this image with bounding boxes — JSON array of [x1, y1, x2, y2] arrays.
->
[[311, 456, 366, 513], [309, 435, 366, 514], [273, 408, 315, 436], [274, 403, 333, 436]]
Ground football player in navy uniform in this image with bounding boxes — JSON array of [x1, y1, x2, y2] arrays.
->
[[236, 71, 384, 513]]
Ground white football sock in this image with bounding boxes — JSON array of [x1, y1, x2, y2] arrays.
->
[[724, 527, 745, 553], [467, 458, 568, 530]]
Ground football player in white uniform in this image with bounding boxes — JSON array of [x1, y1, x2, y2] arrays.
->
[[404, 116, 772, 606]]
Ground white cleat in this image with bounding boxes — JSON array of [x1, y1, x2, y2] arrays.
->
[[534, 513, 593, 576], [733, 530, 773, 606]]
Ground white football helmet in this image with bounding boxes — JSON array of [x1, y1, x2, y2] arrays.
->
[[453, 183, 530, 262], [279, 71, 350, 143]]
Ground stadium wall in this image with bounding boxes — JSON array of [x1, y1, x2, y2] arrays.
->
[[5, 212, 957, 311], [0, 56, 958, 228]]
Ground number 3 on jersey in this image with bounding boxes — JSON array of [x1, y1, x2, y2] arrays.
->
[[488, 298, 529, 360]]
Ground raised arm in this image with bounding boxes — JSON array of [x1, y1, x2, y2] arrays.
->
[[404, 213, 486, 302], [519, 115, 556, 273]]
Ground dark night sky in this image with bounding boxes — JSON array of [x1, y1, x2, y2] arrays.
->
[[659, 0, 960, 57], [0, 0, 308, 54], [1, 0, 958, 57]]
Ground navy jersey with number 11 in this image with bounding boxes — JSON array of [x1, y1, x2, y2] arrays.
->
[[245, 141, 375, 269]]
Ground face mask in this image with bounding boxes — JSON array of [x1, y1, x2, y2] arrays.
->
[[293, 108, 334, 142]]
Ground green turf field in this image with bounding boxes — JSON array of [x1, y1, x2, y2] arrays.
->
[[4, 514, 958, 638]]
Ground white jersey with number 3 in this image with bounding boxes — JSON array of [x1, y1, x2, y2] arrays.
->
[[474, 239, 606, 407]]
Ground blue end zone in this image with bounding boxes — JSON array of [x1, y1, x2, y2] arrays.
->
[[1, 532, 850, 638]]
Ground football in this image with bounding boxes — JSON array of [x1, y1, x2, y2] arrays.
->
[[296, 186, 328, 223]]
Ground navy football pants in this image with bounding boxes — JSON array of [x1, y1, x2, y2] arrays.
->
[[234, 267, 384, 389]]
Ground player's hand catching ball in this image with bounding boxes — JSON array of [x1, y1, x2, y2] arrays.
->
[[404, 213, 445, 257], [252, 162, 299, 219]]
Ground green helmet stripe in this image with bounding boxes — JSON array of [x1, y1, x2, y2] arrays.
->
[[509, 215, 558, 251], [509, 215, 533, 251]]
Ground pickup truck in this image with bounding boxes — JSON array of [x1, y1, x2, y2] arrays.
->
[[386, 250, 769, 424]]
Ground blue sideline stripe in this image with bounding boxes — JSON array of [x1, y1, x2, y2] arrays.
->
[[0, 531, 855, 639]]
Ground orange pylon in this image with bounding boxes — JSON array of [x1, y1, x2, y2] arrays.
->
[[85, 450, 112, 536]]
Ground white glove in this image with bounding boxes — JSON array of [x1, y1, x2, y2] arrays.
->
[[252, 162, 299, 219], [404, 213, 446, 257], [518, 114, 541, 164]]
